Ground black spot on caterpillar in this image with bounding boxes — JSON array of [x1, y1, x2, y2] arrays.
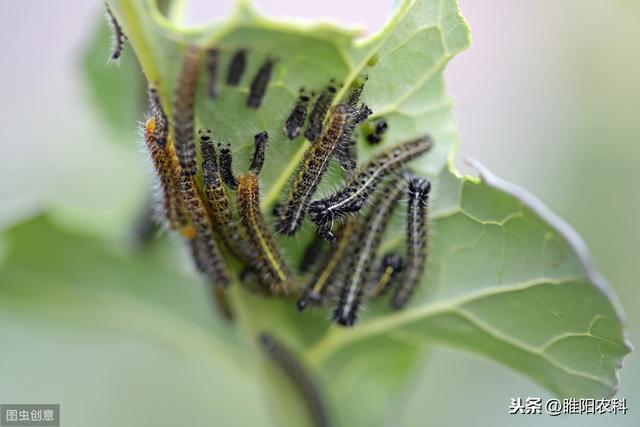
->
[[206, 48, 220, 99], [298, 234, 326, 274], [105, 3, 127, 61], [247, 58, 275, 109], [237, 172, 291, 294], [147, 85, 168, 148], [333, 175, 404, 327], [367, 253, 404, 298], [249, 131, 268, 175], [304, 82, 337, 143], [200, 131, 252, 263], [284, 88, 311, 140], [258, 333, 333, 427], [226, 49, 247, 86], [391, 176, 431, 309], [297, 219, 357, 311], [218, 143, 238, 190], [179, 170, 231, 287], [275, 104, 349, 236], [367, 120, 388, 145], [173, 46, 202, 176], [143, 116, 193, 238], [308, 135, 433, 238]]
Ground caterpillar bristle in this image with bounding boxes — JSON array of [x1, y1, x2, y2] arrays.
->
[[391, 175, 431, 309], [308, 135, 433, 238], [275, 104, 349, 236], [332, 175, 404, 327]]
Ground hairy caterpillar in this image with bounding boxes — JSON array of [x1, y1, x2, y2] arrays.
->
[[250, 131, 269, 174], [143, 116, 192, 237], [258, 333, 333, 427], [298, 234, 325, 274], [247, 58, 275, 109], [333, 175, 404, 326], [218, 143, 239, 190], [179, 170, 231, 287], [304, 82, 337, 143], [105, 3, 127, 61], [275, 104, 349, 236], [284, 89, 311, 140], [391, 176, 431, 309], [297, 219, 357, 311], [200, 130, 252, 262], [147, 86, 169, 148], [308, 135, 432, 238], [227, 49, 247, 86], [173, 45, 202, 176], [237, 172, 291, 294], [367, 253, 403, 298]]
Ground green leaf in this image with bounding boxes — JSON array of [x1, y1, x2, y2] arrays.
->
[[67, 0, 633, 425], [0, 215, 274, 426]]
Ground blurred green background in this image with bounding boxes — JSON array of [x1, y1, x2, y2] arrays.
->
[[0, 1, 637, 426]]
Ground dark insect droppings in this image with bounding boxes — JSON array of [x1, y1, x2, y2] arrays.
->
[[226, 49, 247, 86], [367, 119, 388, 145], [105, 4, 127, 61], [247, 58, 275, 109]]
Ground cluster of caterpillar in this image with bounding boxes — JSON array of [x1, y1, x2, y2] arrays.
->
[[139, 40, 432, 329]]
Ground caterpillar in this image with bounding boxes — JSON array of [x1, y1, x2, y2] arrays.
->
[[333, 175, 404, 326], [218, 143, 239, 190], [284, 89, 311, 140], [237, 172, 291, 294], [367, 253, 403, 298], [366, 120, 388, 145], [173, 45, 202, 176], [206, 48, 220, 99], [297, 219, 356, 311], [250, 131, 269, 174], [275, 104, 349, 236], [147, 86, 169, 148], [143, 115, 193, 237], [226, 49, 247, 86], [391, 176, 431, 309], [179, 169, 231, 287], [247, 58, 275, 109], [236, 132, 290, 294], [304, 82, 337, 143], [258, 333, 333, 427], [105, 3, 127, 61], [333, 82, 371, 174], [308, 135, 433, 238], [200, 130, 252, 262]]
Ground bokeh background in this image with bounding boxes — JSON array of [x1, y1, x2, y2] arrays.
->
[[0, 1, 638, 426]]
